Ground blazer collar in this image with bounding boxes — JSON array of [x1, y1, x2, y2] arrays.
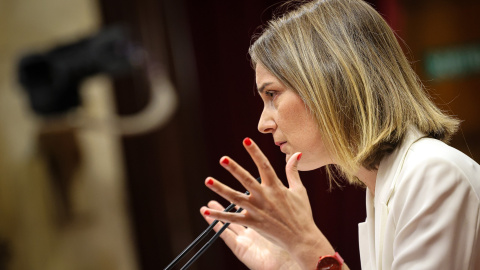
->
[[375, 127, 426, 205], [365, 127, 426, 268]]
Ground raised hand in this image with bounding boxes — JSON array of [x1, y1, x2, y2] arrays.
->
[[201, 200, 300, 270], [200, 137, 335, 269]]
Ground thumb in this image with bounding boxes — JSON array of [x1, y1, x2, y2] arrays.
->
[[285, 152, 303, 189]]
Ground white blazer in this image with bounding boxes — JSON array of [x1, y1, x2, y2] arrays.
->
[[358, 128, 480, 269]]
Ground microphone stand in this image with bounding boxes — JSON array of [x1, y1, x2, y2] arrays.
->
[[164, 177, 261, 270]]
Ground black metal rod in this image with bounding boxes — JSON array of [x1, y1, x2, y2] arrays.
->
[[163, 203, 237, 270], [163, 177, 260, 270], [179, 207, 244, 270]]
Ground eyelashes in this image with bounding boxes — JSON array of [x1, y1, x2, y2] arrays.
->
[[265, 90, 277, 99], [260, 90, 281, 108]]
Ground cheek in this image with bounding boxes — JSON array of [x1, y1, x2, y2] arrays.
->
[[298, 134, 331, 170], [284, 108, 328, 160], [279, 109, 320, 148], [276, 92, 323, 147], [280, 103, 316, 135], [276, 98, 308, 130]]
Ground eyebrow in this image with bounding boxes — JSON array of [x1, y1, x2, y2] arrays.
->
[[257, 82, 273, 94]]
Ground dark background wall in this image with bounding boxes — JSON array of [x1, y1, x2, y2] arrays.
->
[[2, 0, 479, 269], [97, 0, 480, 269]]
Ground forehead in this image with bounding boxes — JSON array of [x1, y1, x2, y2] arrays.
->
[[255, 63, 279, 86]]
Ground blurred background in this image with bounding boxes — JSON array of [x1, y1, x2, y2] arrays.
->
[[0, 0, 479, 269]]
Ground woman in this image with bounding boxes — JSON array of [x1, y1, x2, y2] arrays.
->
[[200, 0, 480, 269]]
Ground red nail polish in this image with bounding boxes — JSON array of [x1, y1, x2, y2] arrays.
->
[[297, 153, 303, 160], [221, 157, 229, 165], [206, 178, 214, 186], [204, 210, 211, 216], [244, 137, 252, 146]]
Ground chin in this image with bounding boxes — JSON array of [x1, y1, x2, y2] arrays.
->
[[298, 162, 324, 172], [286, 153, 325, 171]]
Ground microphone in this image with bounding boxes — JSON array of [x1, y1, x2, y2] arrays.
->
[[164, 177, 261, 270]]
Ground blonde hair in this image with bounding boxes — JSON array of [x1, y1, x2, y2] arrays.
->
[[249, 0, 459, 185]]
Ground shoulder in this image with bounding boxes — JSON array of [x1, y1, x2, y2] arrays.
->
[[408, 137, 473, 163], [384, 138, 480, 270], [406, 138, 479, 181], [397, 137, 480, 202]]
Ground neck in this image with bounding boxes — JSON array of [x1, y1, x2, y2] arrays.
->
[[356, 167, 377, 196]]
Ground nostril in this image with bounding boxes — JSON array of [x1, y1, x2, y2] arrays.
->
[[259, 124, 275, 134], [258, 109, 275, 134]]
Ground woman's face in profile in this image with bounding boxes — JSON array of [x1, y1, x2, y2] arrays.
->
[[255, 64, 332, 171]]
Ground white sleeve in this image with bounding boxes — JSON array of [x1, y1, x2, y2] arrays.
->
[[390, 157, 480, 270]]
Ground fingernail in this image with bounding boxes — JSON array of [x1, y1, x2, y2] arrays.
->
[[221, 157, 229, 165], [297, 153, 303, 160], [244, 137, 252, 146], [206, 178, 214, 186], [204, 210, 211, 216]]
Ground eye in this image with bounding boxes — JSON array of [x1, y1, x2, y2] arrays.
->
[[265, 91, 277, 98]]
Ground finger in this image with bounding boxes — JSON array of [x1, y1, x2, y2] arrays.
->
[[202, 201, 241, 236], [200, 206, 251, 255], [205, 177, 254, 212], [227, 221, 248, 234], [218, 156, 261, 195], [210, 201, 244, 214], [285, 152, 305, 190], [200, 206, 250, 227], [207, 200, 226, 211], [207, 201, 247, 234], [202, 210, 229, 232], [242, 137, 280, 186], [234, 205, 248, 216], [199, 206, 240, 244]]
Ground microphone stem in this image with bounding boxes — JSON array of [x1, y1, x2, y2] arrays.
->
[[163, 203, 237, 270], [179, 207, 244, 270], [163, 177, 260, 269]]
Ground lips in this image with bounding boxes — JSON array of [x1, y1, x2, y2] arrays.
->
[[275, 141, 287, 152]]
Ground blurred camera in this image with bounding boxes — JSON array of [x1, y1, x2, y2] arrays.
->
[[18, 26, 134, 115]]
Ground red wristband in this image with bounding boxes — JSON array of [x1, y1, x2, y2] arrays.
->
[[316, 252, 343, 270]]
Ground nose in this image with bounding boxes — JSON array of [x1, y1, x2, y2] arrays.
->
[[257, 107, 276, 134]]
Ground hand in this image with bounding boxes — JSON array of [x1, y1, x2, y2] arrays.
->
[[202, 200, 300, 270], [200, 138, 335, 269]]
